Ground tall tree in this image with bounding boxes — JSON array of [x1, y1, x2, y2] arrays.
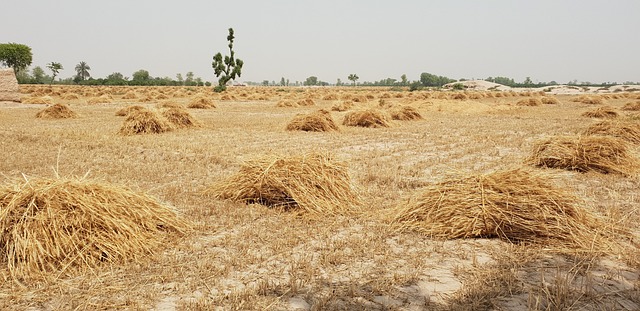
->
[[185, 71, 194, 86], [401, 74, 408, 86], [348, 74, 359, 86], [176, 73, 184, 85], [212, 28, 244, 92], [46, 62, 63, 84], [32, 66, 47, 84], [0, 43, 32, 73], [74, 61, 91, 81], [304, 76, 318, 86]]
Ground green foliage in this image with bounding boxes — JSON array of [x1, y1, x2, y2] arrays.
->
[[408, 81, 423, 92], [212, 28, 244, 92], [74, 61, 91, 82], [304, 76, 318, 86], [46, 62, 63, 84], [400, 74, 407, 86], [420, 72, 455, 87], [0, 43, 32, 73], [32, 66, 47, 84], [347, 73, 359, 86], [452, 83, 465, 90], [485, 76, 516, 87]]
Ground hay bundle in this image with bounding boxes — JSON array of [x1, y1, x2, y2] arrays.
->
[[22, 96, 55, 105], [119, 110, 173, 135], [541, 96, 560, 105], [343, 109, 391, 128], [581, 106, 618, 118], [61, 93, 81, 100], [450, 93, 469, 100], [122, 91, 138, 99], [621, 101, 640, 111], [35, 103, 77, 119], [86, 95, 113, 104], [331, 100, 354, 112], [161, 107, 200, 129], [574, 95, 604, 105], [276, 100, 298, 107], [157, 101, 183, 109], [583, 120, 640, 144], [390, 106, 423, 120], [207, 152, 359, 215], [285, 109, 339, 132], [187, 96, 216, 109], [115, 105, 147, 116], [0, 177, 189, 279], [296, 98, 315, 106], [388, 168, 602, 246], [516, 98, 542, 106], [526, 135, 637, 175], [322, 93, 338, 100]]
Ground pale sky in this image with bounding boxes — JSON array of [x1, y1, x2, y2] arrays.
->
[[2, 0, 639, 84]]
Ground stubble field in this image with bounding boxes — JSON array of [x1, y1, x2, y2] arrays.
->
[[1, 85, 639, 310]]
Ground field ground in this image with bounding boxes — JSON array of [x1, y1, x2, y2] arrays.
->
[[1, 86, 639, 310]]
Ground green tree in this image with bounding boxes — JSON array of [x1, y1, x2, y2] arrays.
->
[[74, 61, 91, 81], [401, 74, 407, 86], [212, 28, 244, 92], [420, 72, 454, 87], [32, 66, 47, 84], [0, 43, 32, 73], [185, 71, 195, 86], [348, 74, 359, 86], [105, 72, 127, 85], [131, 69, 150, 84], [304, 76, 318, 86], [280, 77, 286, 86], [176, 73, 184, 85], [523, 77, 533, 85], [46, 62, 63, 84]]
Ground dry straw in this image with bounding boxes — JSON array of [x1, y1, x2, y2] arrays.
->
[[331, 100, 354, 112], [621, 101, 640, 111], [389, 106, 423, 121], [541, 96, 560, 105], [387, 168, 609, 249], [516, 98, 542, 106], [526, 135, 637, 175], [206, 152, 360, 215], [581, 106, 618, 118], [0, 177, 190, 280], [22, 96, 55, 105], [187, 95, 216, 109], [343, 109, 391, 128], [119, 110, 173, 135], [285, 109, 339, 132], [35, 103, 77, 119], [583, 120, 640, 144], [161, 107, 200, 129], [115, 105, 147, 116]]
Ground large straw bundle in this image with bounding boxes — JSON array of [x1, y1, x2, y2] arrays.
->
[[388, 168, 604, 247], [0, 177, 189, 279], [161, 107, 200, 128], [35, 103, 78, 119], [285, 109, 339, 132], [583, 120, 640, 144], [390, 106, 423, 121], [343, 109, 391, 128], [526, 135, 637, 175], [187, 96, 216, 109], [115, 105, 147, 116], [207, 152, 359, 215], [581, 106, 618, 118], [119, 110, 173, 135]]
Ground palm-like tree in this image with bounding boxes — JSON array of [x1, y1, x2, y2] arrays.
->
[[75, 61, 91, 81], [348, 74, 359, 86]]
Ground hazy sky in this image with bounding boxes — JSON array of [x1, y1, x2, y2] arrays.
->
[[2, 0, 639, 84]]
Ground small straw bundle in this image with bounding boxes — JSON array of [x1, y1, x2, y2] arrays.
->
[[331, 100, 354, 112], [187, 96, 216, 109], [516, 98, 542, 106], [343, 109, 391, 128], [35, 103, 77, 119], [389, 106, 423, 121], [387, 168, 606, 248], [583, 120, 640, 144], [115, 105, 147, 116], [581, 106, 618, 118], [0, 177, 190, 280], [622, 101, 640, 111], [285, 109, 339, 132], [207, 152, 360, 215], [161, 107, 200, 129], [119, 110, 173, 135], [541, 96, 560, 105], [526, 135, 637, 175]]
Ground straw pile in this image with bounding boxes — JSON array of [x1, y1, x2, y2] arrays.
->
[[157, 101, 183, 109], [286, 109, 339, 132], [516, 98, 542, 106], [22, 96, 55, 105], [276, 100, 297, 107], [122, 91, 138, 99], [581, 106, 618, 118], [86, 95, 113, 104], [61, 93, 81, 100], [0, 68, 21, 102], [115, 105, 147, 116], [207, 152, 359, 215], [574, 95, 604, 105], [35, 103, 78, 119], [343, 109, 391, 128], [0, 177, 189, 279], [583, 120, 640, 144], [119, 110, 173, 135], [526, 135, 637, 175], [541, 96, 560, 105], [390, 106, 423, 121], [161, 107, 200, 129], [331, 100, 354, 112], [622, 101, 640, 111], [297, 98, 315, 106], [187, 96, 216, 109], [387, 168, 605, 247]]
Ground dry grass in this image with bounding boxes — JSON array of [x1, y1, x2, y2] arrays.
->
[[161, 107, 200, 129], [187, 96, 216, 109], [526, 135, 638, 175], [583, 120, 640, 144], [206, 152, 360, 215], [574, 95, 604, 105], [35, 103, 78, 119], [331, 100, 353, 112], [540, 96, 560, 105], [119, 109, 173, 135], [22, 96, 55, 105], [115, 105, 147, 116], [343, 109, 391, 128], [581, 106, 619, 118], [516, 98, 542, 106], [621, 101, 640, 111], [86, 95, 113, 104], [285, 109, 339, 132], [389, 106, 423, 121], [0, 177, 189, 280], [387, 168, 607, 248]]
